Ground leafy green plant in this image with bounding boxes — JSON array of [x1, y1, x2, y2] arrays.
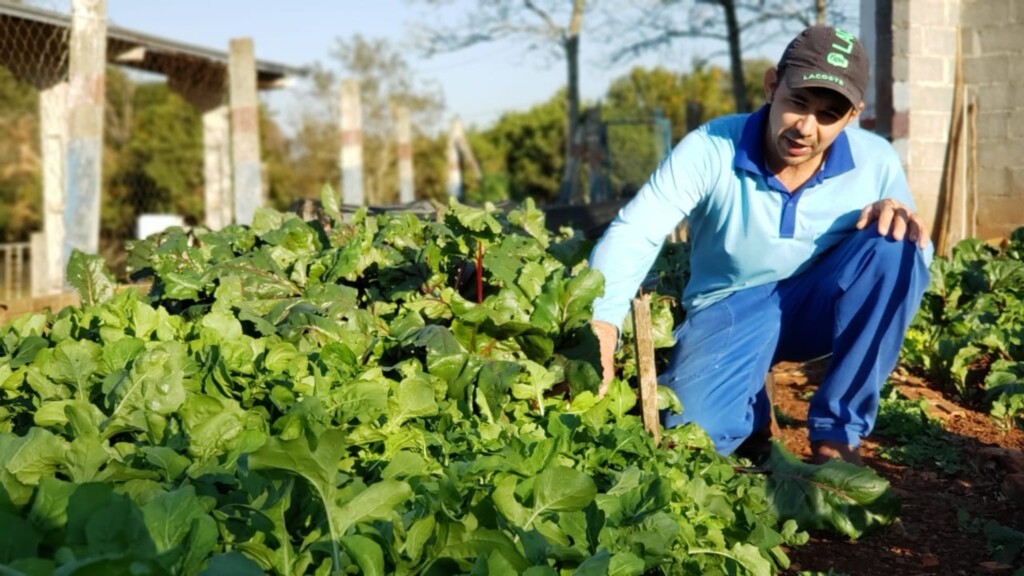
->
[[872, 385, 962, 474], [0, 194, 897, 574], [901, 228, 1024, 428]]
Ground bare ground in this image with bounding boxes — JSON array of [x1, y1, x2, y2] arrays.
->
[[771, 361, 1024, 576]]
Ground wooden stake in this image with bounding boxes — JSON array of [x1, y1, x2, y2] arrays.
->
[[631, 294, 661, 446]]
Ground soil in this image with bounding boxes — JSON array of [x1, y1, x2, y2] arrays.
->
[[770, 360, 1024, 576]]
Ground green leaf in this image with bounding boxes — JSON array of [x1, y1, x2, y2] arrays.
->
[[441, 529, 529, 573], [0, 429, 67, 506], [140, 486, 208, 553], [608, 552, 645, 576], [403, 515, 436, 564], [766, 443, 900, 539], [334, 480, 413, 536], [27, 477, 76, 534], [66, 250, 116, 306], [64, 483, 157, 558], [42, 340, 102, 398], [321, 184, 342, 225], [475, 361, 520, 422], [528, 466, 597, 527], [387, 375, 439, 428], [340, 535, 385, 576], [492, 475, 530, 528], [104, 342, 187, 436], [9, 336, 48, 370], [0, 510, 39, 564], [199, 552, 265, 576], [511, 361, 557, 416], [573, 550, 611, 575]]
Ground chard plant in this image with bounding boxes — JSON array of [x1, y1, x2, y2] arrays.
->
[[901, 228, 1024, 429], [0, 191, 898, 575]]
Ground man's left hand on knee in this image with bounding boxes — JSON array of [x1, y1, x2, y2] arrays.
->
[[855, 199, 929, 249]]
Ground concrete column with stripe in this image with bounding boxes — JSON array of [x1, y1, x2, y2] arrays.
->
[[395, 106, 414, 204], [64, 0, 106, 269], [339, 80, 364, 207], [40, 82, 67, 293], [229, 37, 262, 226]]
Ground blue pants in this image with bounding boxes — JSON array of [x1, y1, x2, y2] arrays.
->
[[660, 227, 930, 455]]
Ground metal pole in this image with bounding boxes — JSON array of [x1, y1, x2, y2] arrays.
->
[[229, 37, 262, 226], [65, 0, 107, 266], [340, 80, 364, 206]]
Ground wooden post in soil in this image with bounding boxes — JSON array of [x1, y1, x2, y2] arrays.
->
[[631, 294, 662, 446]]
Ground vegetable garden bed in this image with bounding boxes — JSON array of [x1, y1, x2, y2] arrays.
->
[[1, 194, 1019, 575]]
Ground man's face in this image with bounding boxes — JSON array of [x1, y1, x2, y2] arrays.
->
[[763, 68, 861, 172]]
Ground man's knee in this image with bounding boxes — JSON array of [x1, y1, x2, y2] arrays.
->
[[842, 227, 930, 291]]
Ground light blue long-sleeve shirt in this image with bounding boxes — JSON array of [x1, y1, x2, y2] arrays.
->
[[590, 105, 932, 328]]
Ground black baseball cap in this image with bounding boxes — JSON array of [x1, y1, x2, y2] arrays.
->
[[778, 26, 869, 108]]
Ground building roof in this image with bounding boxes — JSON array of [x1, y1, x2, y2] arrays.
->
[[0, 1, 307, 89]]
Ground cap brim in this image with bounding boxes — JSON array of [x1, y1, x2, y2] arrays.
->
[[784, 67, 861, 108]]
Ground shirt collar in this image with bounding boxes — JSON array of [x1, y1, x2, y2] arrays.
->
[[734, 104, 856, 180]]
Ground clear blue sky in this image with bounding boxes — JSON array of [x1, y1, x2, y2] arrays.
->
[[101, 1, 858, 131]]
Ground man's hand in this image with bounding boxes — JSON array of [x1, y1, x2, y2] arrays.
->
[[855, 199, 929, 249], [591, 320, 618, 397]]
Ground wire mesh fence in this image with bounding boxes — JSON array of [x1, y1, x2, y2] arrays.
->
[[0, 1, 256, 297], [0, 1, 448, 306], [0, 1, 71, 244]]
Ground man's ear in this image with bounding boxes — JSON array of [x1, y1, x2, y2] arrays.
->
[[764, 67, 779, 101], [848, 101, 865, 119]]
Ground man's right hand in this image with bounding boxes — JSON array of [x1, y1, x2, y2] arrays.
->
[[591, 320, 618, 397]]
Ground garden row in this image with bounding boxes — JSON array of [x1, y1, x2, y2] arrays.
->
[[0, 194, 894, 575], [901, 228, 1024, 430]]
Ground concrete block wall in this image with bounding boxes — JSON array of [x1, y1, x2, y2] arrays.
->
[[864, 0, 1024, 246], [889, 0, 961, 239], [960, 0, 1024, 240]]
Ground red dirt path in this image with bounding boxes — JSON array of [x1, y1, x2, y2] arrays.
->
[[771, 361, 1024, 576]]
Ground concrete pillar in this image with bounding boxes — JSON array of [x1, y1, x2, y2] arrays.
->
[[167, 73, 234, 231], [40, 82, 67, 294], [30, 233, 47, 298], [203, 106, 233, 229], [447, 118, 462, 199], [64, 0, 107, 267], [339, 79, 364, 206], [395, 106, 414, 204], [229, 37, 262, 226]]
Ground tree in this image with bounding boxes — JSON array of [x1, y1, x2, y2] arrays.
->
[[609, 0, 855, 112], [278, 67, 342, 202], [0, 66, 40, 242], [469, 91, 566, 203], [598, 60, 770, 196], [409, 0, 588, 174], [102, 77, 204, 269]]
